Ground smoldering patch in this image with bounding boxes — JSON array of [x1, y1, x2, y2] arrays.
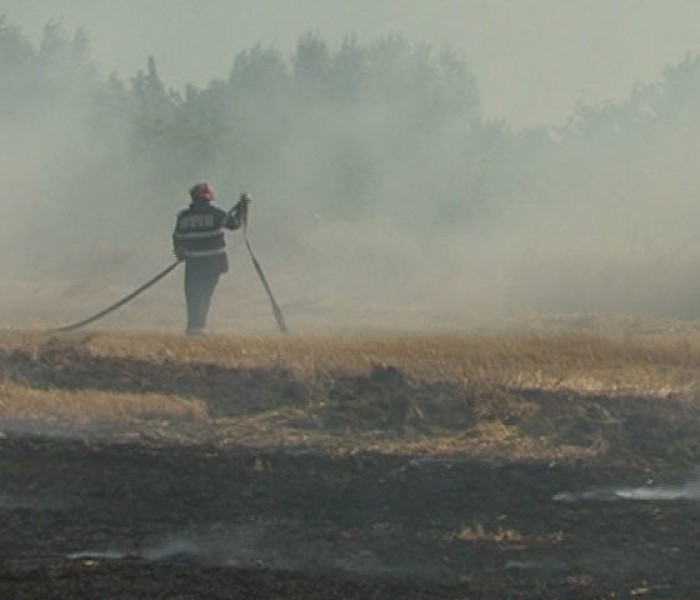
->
[[64, 520, 432, 581], [553, 475, 700, 503]]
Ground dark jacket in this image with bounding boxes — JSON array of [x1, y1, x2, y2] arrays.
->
[[173, 200, 245, 274]]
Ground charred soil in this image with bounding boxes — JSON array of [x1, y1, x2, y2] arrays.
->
[[1, 331, 700, 598]]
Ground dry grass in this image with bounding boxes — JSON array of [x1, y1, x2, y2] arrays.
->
[[0, 381, 207, 424], [449, 521, 564, 544], [4, 324, 700, 397], [451, 522, 524, 543], [2, 321, 700, 460]]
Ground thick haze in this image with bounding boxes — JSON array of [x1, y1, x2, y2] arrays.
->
[[2, 1, 700, 332], [5, 0, 700, 127]]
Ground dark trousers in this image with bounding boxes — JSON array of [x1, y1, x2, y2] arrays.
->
[[184, 261, 221, 332]]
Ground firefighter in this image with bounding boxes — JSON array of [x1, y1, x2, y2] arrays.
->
[[173, 183, 251, 335]]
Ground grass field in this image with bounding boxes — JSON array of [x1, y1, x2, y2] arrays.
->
[[2, 320, 700, 465]]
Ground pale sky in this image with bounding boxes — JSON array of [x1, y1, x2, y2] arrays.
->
[[3, 0, 700, 127]]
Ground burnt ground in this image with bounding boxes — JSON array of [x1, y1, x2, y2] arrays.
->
[[2, 342, 700, 598]]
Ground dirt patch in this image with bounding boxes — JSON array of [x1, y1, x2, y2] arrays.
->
[[515, 388, 700, 465], [323, 364, 476, 433]]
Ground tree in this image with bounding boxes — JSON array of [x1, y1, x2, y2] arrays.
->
[[293, 31, 331, 97], [0, 15, 35, 113]]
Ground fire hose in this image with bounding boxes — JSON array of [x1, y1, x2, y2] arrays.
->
[[54, 198, 288, 333], [239, 200, 289, 334], [53, 260, 182, 332]]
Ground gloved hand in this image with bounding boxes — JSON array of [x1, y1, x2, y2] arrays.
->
[[235, 193, 252, 225]]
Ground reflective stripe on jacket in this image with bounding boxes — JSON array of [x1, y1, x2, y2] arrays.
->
[[172, 200, 244, 270]]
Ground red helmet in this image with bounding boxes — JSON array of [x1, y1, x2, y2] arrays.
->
[[189, 182, 215, 201]]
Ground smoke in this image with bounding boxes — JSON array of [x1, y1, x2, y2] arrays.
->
[[554, 474, 700, 502], [65, 520, 435, 581], [2, 16, 700, 332]]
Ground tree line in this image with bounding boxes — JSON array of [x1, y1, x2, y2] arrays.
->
[[1, 15, 699, 277]]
